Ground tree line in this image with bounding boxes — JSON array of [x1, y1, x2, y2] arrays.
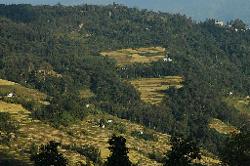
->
[[0, 3, 250, 156]]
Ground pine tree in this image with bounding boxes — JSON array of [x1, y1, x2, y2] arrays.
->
[[163, 137, 201, 166], [105, 135, 132, 166], [30, 141, 68, 166], [222, 125, 250, 166]]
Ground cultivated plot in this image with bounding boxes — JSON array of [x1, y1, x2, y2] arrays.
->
[[129, 76, 183, 105], [100, 47, 166, 66]]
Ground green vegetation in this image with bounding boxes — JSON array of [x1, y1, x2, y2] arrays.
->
[[64, 144, 102, 165], [0, 79, 46, 103], [163, 137, 202, 166], [0, 3, 249, 165], [105, 135, 132, 166], [0, 112, 18, 144], [131, 130, 158, 141], [224, 96, 250, 115], [79, 88, 95, 99], [31, 141, 68, 166], [0, 112, 17, 134], [221, 125, 250, 166]]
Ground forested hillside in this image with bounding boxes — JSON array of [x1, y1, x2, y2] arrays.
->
[[0, 4, 250, 165]]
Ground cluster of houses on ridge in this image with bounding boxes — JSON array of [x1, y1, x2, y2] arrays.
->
[[214, 20, 250, 32]]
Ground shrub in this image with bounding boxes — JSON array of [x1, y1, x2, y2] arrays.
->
[[131, 130, 158, 141], [68, 145, 102, 165]]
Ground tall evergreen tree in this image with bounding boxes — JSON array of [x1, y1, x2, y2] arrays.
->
[[163, 137, 201, 166], [221, 125, 250, 166], [30, 141, 68, 166], [105, 135, 132, 166]]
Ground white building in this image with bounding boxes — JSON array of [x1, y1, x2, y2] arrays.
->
[[163, 57, 173, 62], [215, 21, 224, 26], [107, 120, 113, 123], [7, 93, 14, 98], [79, 23, 84, 29]]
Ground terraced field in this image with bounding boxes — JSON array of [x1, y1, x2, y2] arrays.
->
[[129, 76, 183, 105], [0, 79, 220, 166], [0, 79, 46, 103], [0, 100, 175, 165], [224, 96, 250, 115], [100, 47, 166, 66], [0, 101, 220, 166], [0, 101, 170, 166], [79, 88, 95, 99], [209, 118, 239, 135], [0, 101, 87, 166]]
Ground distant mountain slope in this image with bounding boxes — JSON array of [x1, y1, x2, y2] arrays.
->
[[3, 0, 249, 25], [87, 0, 250, 25], [0, 79, 220, 166], [0, 4, 249, 161]]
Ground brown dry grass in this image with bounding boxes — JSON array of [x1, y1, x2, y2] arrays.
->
[[224, 96, 250, 115], [209, 118, 239, 135], [79, 88, 95, 99], [0, 79, 46, 102], [0, 79, 17, 86], [0, 101, 220, 166], [60, 114, 171, 166], [0, 78, 221, 166], [0, 101, 169, 166], [0, 101, 85, 165], [129, 76, 183, 105], [100, 47, 166, 66]]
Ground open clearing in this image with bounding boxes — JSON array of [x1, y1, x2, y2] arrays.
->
[[0, 79, 46, 103], [0, 79, 219, 165], [209, 118, 239, 135], [0, 101, 86, 166], [0, 101, 219, 166], [0, 79, 17, 86], [224, 96, 250, 115], [129, 76, 183, 105], [0, 101, 170, 166], [100, 47, 166, 66], [79, 88, 95, 99]]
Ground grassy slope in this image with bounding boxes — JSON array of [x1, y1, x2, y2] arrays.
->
[[224, 96, 250, 115], [0, 101, 169, 166], [100, 47, 166, 66], [0, 79, 47, 103], [100, 47, 183, 105], [129, 76, 183, 105], [209, 118, 239, 135], [0, 101, 220, 166], [0, 79, 220, 166]]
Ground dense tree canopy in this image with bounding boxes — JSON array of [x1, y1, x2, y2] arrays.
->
[[221, 125, 250, 166], [0, 4, 249, 155], [163, 136, 202, 166]]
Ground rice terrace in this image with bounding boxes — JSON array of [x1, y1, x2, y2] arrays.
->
[[209, 118, 239, 135], [100, 47, 166, 66], [0, 79, 219, 166], [129, 76, 183, 105]]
